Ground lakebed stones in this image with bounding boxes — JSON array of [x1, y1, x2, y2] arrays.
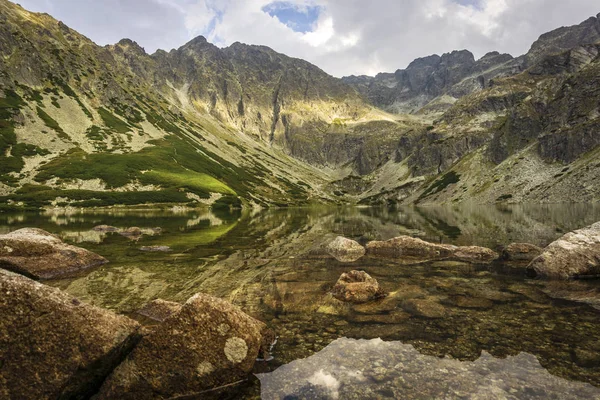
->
[[0, 227, 108, 279], [97, 293, 269, 399], [0, 269, 141, 400], [528, 222, 600, 279], [501, 243, 543, 262], [331, 270, 387, 304], [326, 236, 366, 262], [401, 298, 448, 318], [366, 236, 499, 264]]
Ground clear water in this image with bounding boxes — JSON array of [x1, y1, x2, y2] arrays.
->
[[2, 204, 600, 399]]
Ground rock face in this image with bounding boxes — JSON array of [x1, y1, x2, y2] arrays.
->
[[98, 293, 268, 399], [0, 228, 108, 279], [136, 299, 182, 322], [528, 222, 600, 279], [501, 243, 543, 262], [326, 236, 366, 262], [0, 269, 141, 400], [331, 270, 387, 304], [366, 236, 498, 264]]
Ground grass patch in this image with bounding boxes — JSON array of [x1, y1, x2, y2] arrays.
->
[[141, 170, 236, 196]]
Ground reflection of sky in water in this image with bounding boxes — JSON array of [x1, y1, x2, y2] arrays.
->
[[258, 338, 600, 399]]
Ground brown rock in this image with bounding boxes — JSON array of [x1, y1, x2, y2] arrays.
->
[[331, 270, 387, 304], [0, 228, 108, 280], [326, 236, 366, 262], [136, 299, 182, 322], [528, 222, 600, 279], [0, 269, 141, 400], [366, 236, 498, 264], [451, 246, 499, 263], [366, 236, 454, 259], [402, 298, 448, 318], [119, 227, 143, 238], [97, 293, 268, 399], [501, 243, 543, 262]]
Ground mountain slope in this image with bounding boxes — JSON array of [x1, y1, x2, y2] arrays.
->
[[0, 0, 599, 209]]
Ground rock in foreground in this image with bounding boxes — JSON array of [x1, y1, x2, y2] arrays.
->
[[257, 338, 600, 399], [528, 222, 600, 279], [326, 236, 366, 262], [0, 228, 108, 279], [98, 293, 269, 399], [331, 270, 387, 303], [366, 236, 498, 264], [0, 269, 141, 400]]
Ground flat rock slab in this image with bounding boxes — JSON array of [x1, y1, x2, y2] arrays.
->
[[528, 222, 600, 279], [0, 228, 108, 280], [257, 338, 600, 399], [0, 269, 141, 400], [98, 293, 268, 399]]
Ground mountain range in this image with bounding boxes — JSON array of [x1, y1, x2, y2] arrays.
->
[[0, 0, 599, 209]]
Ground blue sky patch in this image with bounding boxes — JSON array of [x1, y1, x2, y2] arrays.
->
[[262, 2, 322, 33], [453, 0, 483, 9]]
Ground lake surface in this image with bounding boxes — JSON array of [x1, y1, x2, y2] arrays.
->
[[2, 204, 600, 399]]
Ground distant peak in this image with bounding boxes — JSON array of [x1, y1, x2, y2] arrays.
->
[[186, 35, 208, 45], [116, 38, 146, 54]]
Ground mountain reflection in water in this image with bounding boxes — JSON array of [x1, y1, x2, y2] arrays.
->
[[2, 203, 600, 398]]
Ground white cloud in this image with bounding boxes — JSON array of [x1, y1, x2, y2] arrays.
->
[[15, 0, 600, 77]]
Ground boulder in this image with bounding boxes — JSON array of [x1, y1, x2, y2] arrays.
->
[[0, 228, 108, 280], [136, 299, 182, 322], [527, 222, 600, 279], [331, 270, 387, 304], [501, 243, 543, 262], [366, 236, 498, 264], [326, 236, 366, 262], [119, 227, 143, 238], [450, 246, 499, 263], [97, 293, 270, 399], [0, 269, 141, 400]]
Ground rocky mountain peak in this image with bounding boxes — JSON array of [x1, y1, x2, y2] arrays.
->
[[114, 38, 146, 55]]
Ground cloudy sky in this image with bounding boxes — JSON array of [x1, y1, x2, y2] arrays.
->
[[16, 0, 600, 77]]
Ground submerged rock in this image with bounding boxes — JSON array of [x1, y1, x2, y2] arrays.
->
[[119, 227, 143, 238], [501, 243, 543, 262], [257, 338, 600, 399], [402, 298, 447, 318], [331, 270, 387, 304], [366, 236, 498, 264], [0, 228, 108, 279], [326, 236, 366, 262], [0, 269, 141, 400], [98, 293, 269, 399], [136, 299, 182, 322], [528, 222, 600, 279], [139, 245, 171, 252]]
